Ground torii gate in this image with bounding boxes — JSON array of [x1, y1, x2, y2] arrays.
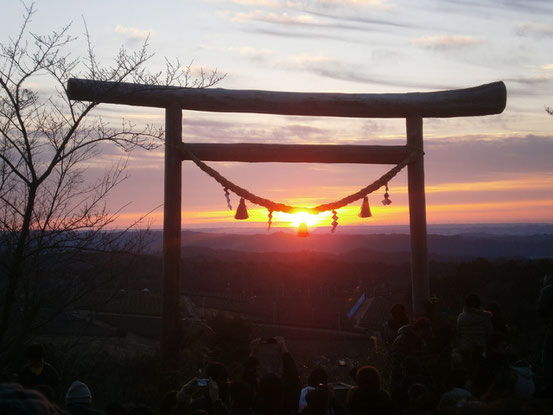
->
[[67, 78, 506, 381]]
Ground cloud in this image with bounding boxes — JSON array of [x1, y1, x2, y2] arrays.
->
[[226, 46, 275, 62], [425, 135, 553, 181], [412, 35, 484, 50], [505, 73, 553, 85], [230, 0, 282, 6], [114, 25, 154, 45], [516, 21, 553, 37], [542, 64, 553, 70], [310, 0, 393, 10], [232, 10, 320, 25], [279, 53, 454, 90]]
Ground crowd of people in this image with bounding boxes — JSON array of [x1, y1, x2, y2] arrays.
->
[[1, 274, 553, 415]]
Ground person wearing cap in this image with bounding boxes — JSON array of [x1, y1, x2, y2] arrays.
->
[[65, 380, 106, 415], [17, 343, 60, 400]]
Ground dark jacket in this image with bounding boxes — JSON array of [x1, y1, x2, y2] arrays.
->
[[347, 388, 392, 415], [456, 308, 493, 349], [17, 362, 60, 396]]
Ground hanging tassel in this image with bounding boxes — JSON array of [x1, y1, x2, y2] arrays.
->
[[297, 222, 309, 237], [234, 198, 249, 220], [224, 187, 232, 210], [382, 183, 392, 206], [359, 196, 372, 218], [267, 210, 273, 231], [331, 210, 339, 233]]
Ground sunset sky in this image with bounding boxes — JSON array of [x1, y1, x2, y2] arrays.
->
[[3, 0, 553, 230]]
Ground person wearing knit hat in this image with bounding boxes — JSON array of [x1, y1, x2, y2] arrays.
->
[[65, 380, 106, 415]]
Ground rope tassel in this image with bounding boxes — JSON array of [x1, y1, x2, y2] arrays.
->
[[359, 196, 372, 218], [382, 184, 392, 206], [331, 210, 339, 233], [224, 187, 232, 210], [235, 198, 249, 220], [267, 210, 273, 231]]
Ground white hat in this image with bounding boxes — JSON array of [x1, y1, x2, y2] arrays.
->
[[65, 381, 92, 405]]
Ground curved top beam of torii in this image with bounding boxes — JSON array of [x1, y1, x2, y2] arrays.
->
[[67, 78, 506, 119]]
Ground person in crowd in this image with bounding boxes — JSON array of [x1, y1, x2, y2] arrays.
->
[[228, 381, 256, 415], [301, 387, 329, 415], [0, 382, 66, 414], [390, 317, 433, 398], [538, 273, 553, 395], [185, 371, 230, 415], [106, 401, 127, 415], [484, 302, 510, 339], [346, 366, 392, 415], [471, 332, 515, 401], [394, 356, 434, 412], [456, 294, 493, 372], [438, 369, 473, 408], [299, 368, 327, 413], [159, 391, 176, 415], [65, 380, 106, 414], [17, 343, 60, 400], [126, 405, 154, 415], [510, 359, 535, 399], [402, 383, 435, 415], [248, 336, 300, 415], [456, 294, 493, 351], [382, 303, 410, 350]]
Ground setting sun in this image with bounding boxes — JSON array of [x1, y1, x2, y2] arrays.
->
[[283, 211, 321, 228]]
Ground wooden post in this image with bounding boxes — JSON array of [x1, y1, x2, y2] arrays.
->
[[161, 106, 182, 389], [406, 117, 430, 317]]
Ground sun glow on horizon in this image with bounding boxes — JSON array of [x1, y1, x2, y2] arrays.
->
[[279, 211, 324, 228]]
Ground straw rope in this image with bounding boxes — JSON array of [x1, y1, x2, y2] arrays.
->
[[183, 146, 420, 215]]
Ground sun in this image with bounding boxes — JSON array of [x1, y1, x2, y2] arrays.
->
[[288, 211, 319, 227]]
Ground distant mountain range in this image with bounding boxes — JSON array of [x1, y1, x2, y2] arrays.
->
[[142, 223, 553, 260]]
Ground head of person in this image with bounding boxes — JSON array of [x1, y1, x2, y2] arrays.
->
[[65, 380, 92, 407], [205, 361, 229, 400], [25, 344, 44, 367], [307, 367, 328, 388], [355, 366, 381, 393], [229, 381, 255, 409], [413, 317, 432, 339], [464, 294, 482, 310], [0, 383, 64, 415]]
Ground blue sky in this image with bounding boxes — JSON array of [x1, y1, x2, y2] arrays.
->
[[3, 0, 553, 229]]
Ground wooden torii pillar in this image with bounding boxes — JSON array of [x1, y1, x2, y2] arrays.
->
[[67, 78, 506, 384]]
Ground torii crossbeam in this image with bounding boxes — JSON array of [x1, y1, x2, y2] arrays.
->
[[67, 78, 507, 384]]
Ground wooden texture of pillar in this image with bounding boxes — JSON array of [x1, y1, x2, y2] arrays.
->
[[406, 117, 430, 317], [161, 106, 182, 388]]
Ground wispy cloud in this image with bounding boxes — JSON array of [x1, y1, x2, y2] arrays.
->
[[232, 10, 320, 25], [226, 46, 275, 62], [280, 53, 454, 90], [114, 25, 154, 44], [516, 21, 553, 37], [412, 35, 484, 50]]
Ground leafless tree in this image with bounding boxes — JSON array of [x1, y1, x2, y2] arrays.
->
[[0, 2, 225, 361]]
